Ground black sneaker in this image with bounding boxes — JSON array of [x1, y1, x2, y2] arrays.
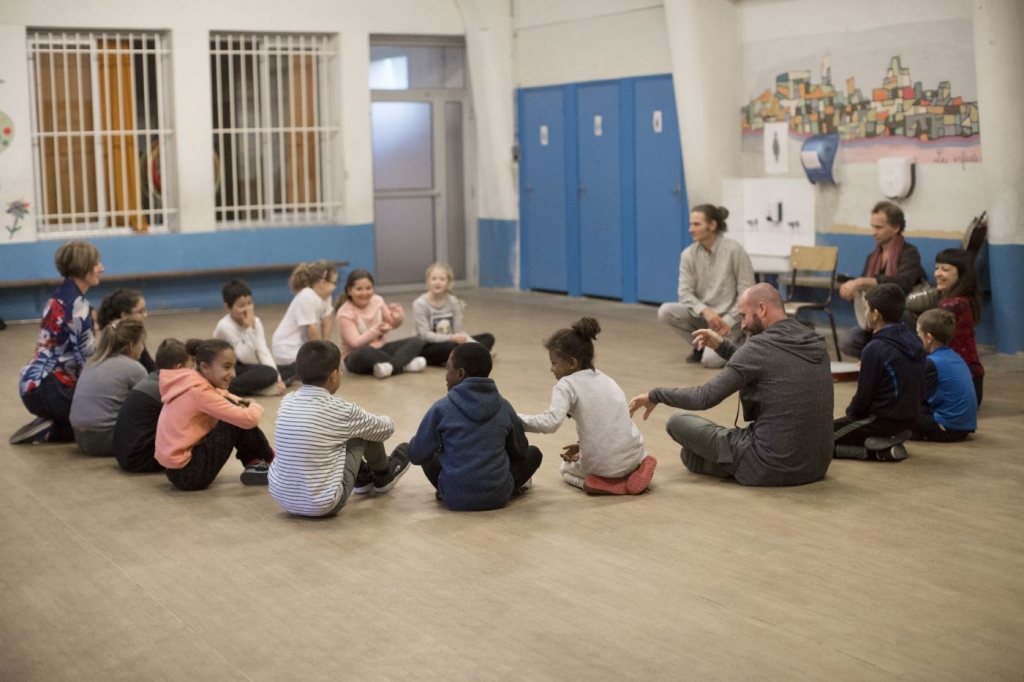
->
[[10, 417, 54, 445], [240, 460, 270, 485], [372, 446, 411, 494], [353, 461, 374, 494], [685, 348, 704, 364], [865, 430, 912, 462]]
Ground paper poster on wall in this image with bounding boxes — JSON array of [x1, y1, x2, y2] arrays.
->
[[540, 125, 548, 146], [723, 178, 815, 272], [0, 26, 38, 244], [741, 19, 980, 164], [763, 121, 788, 174]]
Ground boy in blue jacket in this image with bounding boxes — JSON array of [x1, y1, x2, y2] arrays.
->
[[406, 343, 543, 511], [833, 283, 926, 461], [911, 308, 977, 442]]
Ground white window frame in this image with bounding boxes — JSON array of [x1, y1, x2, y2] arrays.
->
[[26, 29, 176, 238], [210, 32, 339, 228]]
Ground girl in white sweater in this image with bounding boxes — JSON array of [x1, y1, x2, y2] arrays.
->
[[518, 317, 656, 495]]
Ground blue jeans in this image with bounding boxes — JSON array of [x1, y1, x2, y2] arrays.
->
[[21, 373, 76, 442]]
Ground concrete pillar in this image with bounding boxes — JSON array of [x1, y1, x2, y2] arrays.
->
[[663, 0, 742, 207], [973, 0, 1024, 353]]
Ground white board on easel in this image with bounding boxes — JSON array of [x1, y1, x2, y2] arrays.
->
[[722, 178, 816, 273]]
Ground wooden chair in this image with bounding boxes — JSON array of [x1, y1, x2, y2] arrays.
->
[[783, 245, 842, 361]]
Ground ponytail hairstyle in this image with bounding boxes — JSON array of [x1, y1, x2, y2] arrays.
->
[[97, 288, 144, 329], [543, 317, 601, 371], [935, 248, 982, 324], [184, 339, 234, 371], [691, 204, 730, 233], [89, 318, 146, 366], [289, 259, 336, 293], [342, 268, 375, 303]]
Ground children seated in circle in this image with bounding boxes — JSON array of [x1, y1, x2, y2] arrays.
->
[[269, 340, 410, 517], [518, 317, 656, 495], [156, 339, 274, 491], [214, 278, 285, 396], [97, 288, 156, 371], [412, 262, 496, 366], [13, 241, 103, 445], [335, 268, 426, 379], [933, 248, 984, 406], [69, 319, 148, 457], [272, 260, 338, 385], [407, 343, 542, 511], [113, 338, 192, 473]]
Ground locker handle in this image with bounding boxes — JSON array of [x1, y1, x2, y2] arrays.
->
[[578, 182, 586, 201], [672, 183, 682, 204]]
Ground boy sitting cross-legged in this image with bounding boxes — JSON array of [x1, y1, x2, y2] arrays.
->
[[213, 278, 285, 396], [269, 339, 410, 518], [406, 343, 543, 512], [912, 308, 977, 442], [833, 283, 926, 461]]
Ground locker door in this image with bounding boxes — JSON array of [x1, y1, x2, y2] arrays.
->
[[519, 88, 568, 292], [577, 83, 622, 299], [635, 77, 687, 304]]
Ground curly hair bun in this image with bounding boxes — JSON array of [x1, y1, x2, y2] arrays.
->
[[571, 317, 601, 341]]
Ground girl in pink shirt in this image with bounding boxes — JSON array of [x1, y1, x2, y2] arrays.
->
[[335, 269, 425, 379], [155, 339, 274, 490]]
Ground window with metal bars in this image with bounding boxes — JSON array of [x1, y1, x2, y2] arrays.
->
[[210, 33, 339, 227], [27, 30, 175, 237]]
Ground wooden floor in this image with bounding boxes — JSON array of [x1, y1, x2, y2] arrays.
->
[[2, 289, 1022, 681]]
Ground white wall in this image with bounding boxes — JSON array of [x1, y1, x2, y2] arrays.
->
[[738, 0, 983, 236], [513, 0, 672, 87], [0, 0, 467, 238]]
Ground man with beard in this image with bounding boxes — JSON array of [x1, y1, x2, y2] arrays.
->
[[630, 283, 834, 486]]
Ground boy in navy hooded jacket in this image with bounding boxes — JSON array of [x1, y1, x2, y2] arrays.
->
[[834, 283, 926, 461], [407, 343, 542, 511]]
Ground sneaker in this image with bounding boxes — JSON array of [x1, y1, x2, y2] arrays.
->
[[865, 430, 912, 462], [625, 455, 658, 495], [513, 477, 532, 496], [10, 417, 54, 445], [685, 348, 704, 364], [582, 474, 629, 495], [373, 362, 394, 379], [402, 356, 427, 373], [372, 448, 411, 493], [240, 460, 270, 485], [353, 461, 374, 494]]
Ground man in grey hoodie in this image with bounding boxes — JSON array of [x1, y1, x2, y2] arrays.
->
[[630, 283, 834, 486]]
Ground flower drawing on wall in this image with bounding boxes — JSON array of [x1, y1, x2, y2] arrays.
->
[[6, 199, 30, 239], [0, 110, 13, 153]]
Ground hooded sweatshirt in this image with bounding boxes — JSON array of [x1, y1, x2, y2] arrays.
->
[[846, 321, 925, 423], [407, 376, 529, 512], [155, 368, 264, 469], [650, 317, 834, 486]]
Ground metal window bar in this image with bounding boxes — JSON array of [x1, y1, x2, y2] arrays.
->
[[27, 30, 176, 237], [210, 32, 339, 228]]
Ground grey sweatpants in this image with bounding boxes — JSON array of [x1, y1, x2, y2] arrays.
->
[[665, 412, 736, 479]]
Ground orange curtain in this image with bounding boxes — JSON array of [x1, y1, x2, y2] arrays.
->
[[285, 54, 318, 213], [98, 40, 147, 232]]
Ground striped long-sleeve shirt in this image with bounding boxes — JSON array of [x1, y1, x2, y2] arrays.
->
[[270, 384, 394, 516]]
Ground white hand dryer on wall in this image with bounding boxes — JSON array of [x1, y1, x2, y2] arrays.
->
[[878, 156, 915, 200]]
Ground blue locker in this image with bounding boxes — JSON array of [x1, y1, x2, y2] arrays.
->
[[635, 76, 688, 304], [519, 88, 568, 293], [577, 83, 622, 299]]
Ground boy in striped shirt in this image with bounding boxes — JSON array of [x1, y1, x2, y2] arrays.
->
[[269, 340, 409, 517]]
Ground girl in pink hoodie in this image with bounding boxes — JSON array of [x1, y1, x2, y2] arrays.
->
[[155, 339, 273, 490]]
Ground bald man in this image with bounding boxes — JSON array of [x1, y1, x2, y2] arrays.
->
[[630, 284, 834, 486]]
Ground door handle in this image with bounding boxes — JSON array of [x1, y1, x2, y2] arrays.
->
[[578, 182, 586, 201], [672, 182, 682, 204]]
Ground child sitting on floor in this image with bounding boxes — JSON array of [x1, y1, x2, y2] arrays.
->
[[272, 260, 338, 385], [833, 283, 926, 461], [214, 278, 284, 396], [112, 338, 192, 473], [269, 340, 410, 517], [412, 262, 496, 366], [407, 343, 542, 511], [912, 308, 977, 442], [518, 317, 656, 495], [69, 319, 148, 457], [156, 339, 274, 490]]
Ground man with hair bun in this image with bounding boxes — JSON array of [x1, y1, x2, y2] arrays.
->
[[657, 204, 755, 367]]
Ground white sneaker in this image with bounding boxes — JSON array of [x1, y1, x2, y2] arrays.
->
[[402, 356, 427, 373], [373, 362, 394, 379]]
